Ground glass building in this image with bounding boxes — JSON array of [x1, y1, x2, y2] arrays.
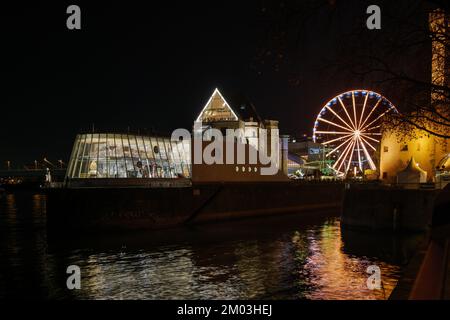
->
[[66, 133, 191, 179]]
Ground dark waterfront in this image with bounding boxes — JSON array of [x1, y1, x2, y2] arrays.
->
[[0, 191, 423, 300]]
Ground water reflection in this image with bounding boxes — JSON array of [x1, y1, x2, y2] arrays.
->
[[0, 192, 422, 300]]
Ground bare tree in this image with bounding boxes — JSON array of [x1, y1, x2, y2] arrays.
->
[[259, 0, 450, 139]]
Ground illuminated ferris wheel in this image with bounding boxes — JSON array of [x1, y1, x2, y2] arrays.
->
[[313, 90, 398, 176]]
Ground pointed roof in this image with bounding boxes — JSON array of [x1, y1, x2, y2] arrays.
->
[[195, 88, 239, 122], [401, 157, 427, 174], [196, 88, 262, 123]]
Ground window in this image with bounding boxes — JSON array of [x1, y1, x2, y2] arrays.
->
[[383, 146, 389, 153], [67, 133, 192, 179], [400, 145, 408, 152]]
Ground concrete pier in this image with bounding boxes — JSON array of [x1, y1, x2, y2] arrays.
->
[[341, 184, 438, 232]]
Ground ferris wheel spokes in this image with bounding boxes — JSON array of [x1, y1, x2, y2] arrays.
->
[[359, 134, 380, 143], [361, 106, 397, 132], [358, 93, 370, 130], [359, 135, 377, 151], [333, 137, 354, 171], [331, 139, 351, 170], [313, 90, 398, 176], [315, 131, 352, 135], [344, 139, 357, 174], [321, 133, 354, 145], [362, 124, 381, 132], [338, 96, 357, 129], [325, 105, 354, 131], [352, 92, 358, 130], [356, 138, 363, 171], [326, 135, 355, 157], [317, 117, 354, 132], [359, 97, 382, 129], [358, 136, 377, 170]]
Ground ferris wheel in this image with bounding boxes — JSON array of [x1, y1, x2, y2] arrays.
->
[[312, 90, 398, 176]]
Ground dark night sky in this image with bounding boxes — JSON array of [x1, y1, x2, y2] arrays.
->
[[0, 1, 429, 167]]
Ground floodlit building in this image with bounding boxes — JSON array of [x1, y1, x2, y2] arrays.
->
[[66, 133, 191, 179], [194, 88, 279, 154], [192, 88, 288, 182], [379, 10, 450, 184], [379, 128, 448, 182], [288, 137, 327, 163], [65, 88, 289, 183]]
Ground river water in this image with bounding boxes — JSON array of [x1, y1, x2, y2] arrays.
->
[[0, 191, 423, 300]]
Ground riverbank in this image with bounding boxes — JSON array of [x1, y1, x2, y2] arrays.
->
[[46, 181, 344, 233]]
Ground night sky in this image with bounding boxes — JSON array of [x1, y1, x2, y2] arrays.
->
[[0, 1, 430, 167]]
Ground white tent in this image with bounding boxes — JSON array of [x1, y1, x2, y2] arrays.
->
[[397, 157, 427, 185]]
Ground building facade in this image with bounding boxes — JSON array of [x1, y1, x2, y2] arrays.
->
[[379, 129, 448, 182], [194, 88, 278, 153], [379, 10, 450, 183], [192, 88, 288, 182], [65, 88, 288, 182], [66, 133, 191, 179]]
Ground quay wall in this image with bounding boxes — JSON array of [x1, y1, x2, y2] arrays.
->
[[46, 181, 344, 233], [341, 185, 438, 232]]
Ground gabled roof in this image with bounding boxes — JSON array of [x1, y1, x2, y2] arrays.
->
[[196, 88, 262, 123]]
